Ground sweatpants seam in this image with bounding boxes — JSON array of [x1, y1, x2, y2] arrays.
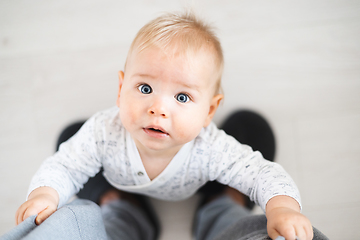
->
[[65, 206, 83, 240]]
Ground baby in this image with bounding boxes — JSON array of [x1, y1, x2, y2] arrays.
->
[[15, 12, 313, 240]]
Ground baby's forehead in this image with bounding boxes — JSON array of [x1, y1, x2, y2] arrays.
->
[[132, 40, 219, 66], [132, 44, 217, 72]]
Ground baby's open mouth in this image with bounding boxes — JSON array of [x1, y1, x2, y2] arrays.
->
[[144, 127, 169, 136], [149, 128, 165, 133]]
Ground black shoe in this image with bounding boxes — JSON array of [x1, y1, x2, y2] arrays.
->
[[56, 121, 85, 151], [221, 110, 276, 161]]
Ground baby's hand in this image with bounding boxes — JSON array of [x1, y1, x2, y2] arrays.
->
[[266, 196, 313, 240], [266, 207, 313, 240], [15, 187, 59, 225]]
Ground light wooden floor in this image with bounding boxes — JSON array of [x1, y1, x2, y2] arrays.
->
[[1, 1, 359, 239]]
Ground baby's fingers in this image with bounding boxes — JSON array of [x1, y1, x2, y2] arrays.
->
[[15, 202, 34, 225], [34, 206, 57, 225], [271, 227, 296, 240], [296, 225, 314, 240], [272, 225, 313, 240], [295, 226, 306, 240], [15, 204, 27, 225], [23, 206, 43, 225]]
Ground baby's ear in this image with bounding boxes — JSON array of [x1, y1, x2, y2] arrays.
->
[[204, 94, 224, 127], [116, 71, 125, 107]]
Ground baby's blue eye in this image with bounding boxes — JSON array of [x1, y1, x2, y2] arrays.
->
[[176, 93, 189, 103], [138, 84, 152, 94]]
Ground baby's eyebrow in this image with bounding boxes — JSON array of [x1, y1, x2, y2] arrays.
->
[[133, 73, 155, 79], [171, 76, 201, 91], [133, 73, 201, 91], [176, 80, 200, 91]]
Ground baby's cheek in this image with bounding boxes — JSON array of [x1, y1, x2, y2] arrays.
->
[[176, 120, 202, 142], [119, 104, 137, 127]]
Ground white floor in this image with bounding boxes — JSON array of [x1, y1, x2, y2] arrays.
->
[[1, 1, 360, 239]]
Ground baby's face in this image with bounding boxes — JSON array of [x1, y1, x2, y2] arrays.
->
[[117, 46, 222, 155]]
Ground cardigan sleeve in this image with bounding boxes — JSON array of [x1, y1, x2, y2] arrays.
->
[[27, 113, 104, 208], [203, 123, 301, 212]]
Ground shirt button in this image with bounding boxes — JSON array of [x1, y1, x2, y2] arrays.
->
[[137, 171, 144, 176]]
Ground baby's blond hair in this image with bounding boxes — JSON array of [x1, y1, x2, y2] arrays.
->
[[125, 11, 224, 95]]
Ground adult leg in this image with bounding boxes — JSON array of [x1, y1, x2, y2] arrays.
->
[[1, 199, 106, 240], [0, 215, 37, 240], [213, 218, 329, 240], [194, 196, 251, 240], [101, 199, 156, 240], [194, 196, 329, 240], [1, 197, 157, 240]]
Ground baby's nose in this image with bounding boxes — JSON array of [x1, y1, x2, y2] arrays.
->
[[148, 99, 169, 118]]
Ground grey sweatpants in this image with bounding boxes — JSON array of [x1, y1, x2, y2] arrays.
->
[[0, 199, 107, 240], [0, 196, 328, 240]]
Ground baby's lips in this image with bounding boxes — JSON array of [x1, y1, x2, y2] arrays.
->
[[145, 125, 168, 135], [143, 126, 170, 138]]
